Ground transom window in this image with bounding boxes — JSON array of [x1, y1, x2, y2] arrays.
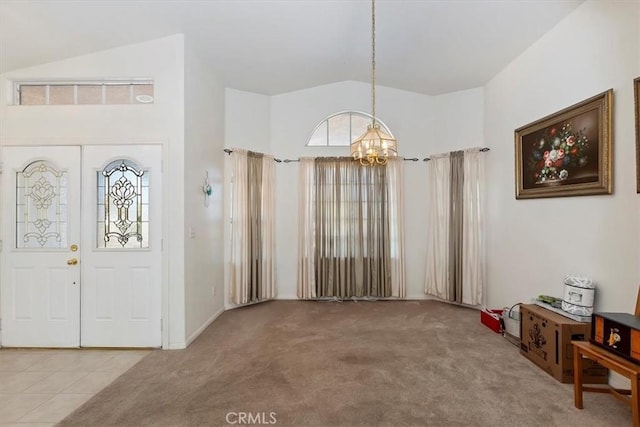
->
[[306, 111, 394, 147], [15, 80, 154, 106]]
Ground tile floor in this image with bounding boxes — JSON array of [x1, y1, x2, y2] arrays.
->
[[0, 348, 151, 426]]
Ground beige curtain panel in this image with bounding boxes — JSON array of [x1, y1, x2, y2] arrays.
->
[[228, 148, 276, 305], [424, 147, 485, 306]]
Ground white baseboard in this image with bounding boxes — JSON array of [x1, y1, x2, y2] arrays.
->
[[405, 294, 432, 300], [166, 342, 187, 350], [184, 307, 225, 348], [274, 294, 298, 300]]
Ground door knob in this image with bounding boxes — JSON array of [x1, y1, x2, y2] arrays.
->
[[67, 258, 78, 265]]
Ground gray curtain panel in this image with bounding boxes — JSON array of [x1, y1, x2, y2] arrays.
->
[[449, 150, 464, 303], [313, 157, 391, 298], [247, 151, 264, 302]]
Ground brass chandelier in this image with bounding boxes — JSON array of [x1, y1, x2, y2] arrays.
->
[[351, 0, 398, 166]]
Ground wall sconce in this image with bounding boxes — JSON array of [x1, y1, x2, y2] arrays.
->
[[203, 171, 212, 207]]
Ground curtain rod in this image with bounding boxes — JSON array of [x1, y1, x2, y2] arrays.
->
[[224, 148, 424, 163], [423, 147, 490, 162], [223, 148, 298, 163], [223, 148, 488, 163]]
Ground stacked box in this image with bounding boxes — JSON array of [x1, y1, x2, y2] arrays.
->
[[520, 304, 608, 384], [592, 312, 640, 363]]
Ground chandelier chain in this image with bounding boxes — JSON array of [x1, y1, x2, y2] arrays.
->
[[350, 0, 397, 166], [371, 0, 376, 126]]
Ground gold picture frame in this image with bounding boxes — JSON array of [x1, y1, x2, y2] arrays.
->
[[635, 77, 640, 193], [515, 89, 613, 199]]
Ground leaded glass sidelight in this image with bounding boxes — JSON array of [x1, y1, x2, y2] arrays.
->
[[16, 160, 68, 248], [97, 159, 149, 249]]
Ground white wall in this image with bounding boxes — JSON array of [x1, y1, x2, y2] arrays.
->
[[0, 35, 188, 349], [432, 87, 484, 155], [225, 89, 271, 153], [183, 40, 226, 343], [484, 0, 640, 312], [0, 35, 183, 144]]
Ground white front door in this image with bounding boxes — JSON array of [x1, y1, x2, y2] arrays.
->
[[1, 146, 81, 347], [80, 145, 162, 347], [0, 145, 162, 348]]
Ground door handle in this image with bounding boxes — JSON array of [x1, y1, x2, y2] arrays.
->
[[67, 258, 78, 266]]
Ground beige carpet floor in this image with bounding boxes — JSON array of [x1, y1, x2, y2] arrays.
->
[[58, 300, 630, 426]]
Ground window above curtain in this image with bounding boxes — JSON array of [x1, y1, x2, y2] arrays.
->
[[306, 111, 394, 147]]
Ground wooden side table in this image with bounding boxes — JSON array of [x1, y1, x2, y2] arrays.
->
[[572, 340, 640, 427]]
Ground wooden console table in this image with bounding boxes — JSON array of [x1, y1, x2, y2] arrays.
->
[[572, 340, 640, 427]]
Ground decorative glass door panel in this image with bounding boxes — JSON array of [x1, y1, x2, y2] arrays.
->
[[16, 160, 68, 249], [97, 159, 149, 249]]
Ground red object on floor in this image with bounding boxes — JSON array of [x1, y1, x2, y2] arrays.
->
[[481, 309, 503, 333]]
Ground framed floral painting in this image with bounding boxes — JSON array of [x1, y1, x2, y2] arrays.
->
[[515, 89, 613, 199], [635, 77, 640, 193]]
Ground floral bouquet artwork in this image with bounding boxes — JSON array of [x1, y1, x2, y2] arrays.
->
[[529, 122, 589, 184], [515, 89, 612, 199]]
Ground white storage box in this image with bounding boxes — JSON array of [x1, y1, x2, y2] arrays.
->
[[561, 276, 595, 316]]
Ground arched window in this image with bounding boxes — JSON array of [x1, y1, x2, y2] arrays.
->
[[306, 111, 394, 147]]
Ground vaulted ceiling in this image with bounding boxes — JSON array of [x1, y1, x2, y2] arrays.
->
[[0, 0, 585, 95]]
